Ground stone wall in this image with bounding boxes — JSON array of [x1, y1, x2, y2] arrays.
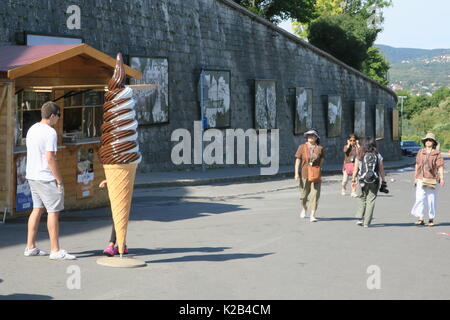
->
[[0, 0, 400, 172]]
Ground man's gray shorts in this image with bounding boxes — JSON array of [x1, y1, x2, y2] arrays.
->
[[28, 180, 64, 213]]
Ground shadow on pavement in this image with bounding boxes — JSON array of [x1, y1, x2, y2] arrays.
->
[[132, 200, 248, 222], [0, 293, 53, 300], [371, 223, 450, 228], [147, 252, 273, 264], [318, 217, 358, 222], [71, 246, 233, 259], [0, 200, 246, 249], [69, 246, 272, 265]]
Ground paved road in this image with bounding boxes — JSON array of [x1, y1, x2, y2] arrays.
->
[[0, 160, 449, 300]]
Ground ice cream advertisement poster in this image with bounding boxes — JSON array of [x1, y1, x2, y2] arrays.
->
[[77, 148, 94, 199], [16, 156, 32, 212]]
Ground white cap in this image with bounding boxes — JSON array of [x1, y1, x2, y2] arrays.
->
[[303, 129, 320, 139]]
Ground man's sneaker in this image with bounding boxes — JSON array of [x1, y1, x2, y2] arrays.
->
[[341, 188, 346, 196], [351, 191, 358, 198], [300, 210, 306, 219], [363, 224, 369, 228], [24, 247, 48, 257], [356, 220, 363, 226], [49, 250, 76, 260], [310, 217, 318, 222]]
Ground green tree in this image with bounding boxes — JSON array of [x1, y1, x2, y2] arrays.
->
[[395, 90, 411, 101], [398, 87, 450, 120], [292, 0, 392, 39], [307, 14, 377, 70], [395, 90, 412, 121], [232, 0, 317, 24], [344, 0, 392, 19], [292, 0, 345, 39], [361, 46, 390, 85], [429, 87, 450, 107], [409, 98, 450, 150], [293, 0, 392, 83], [404, 95, 431, 119]]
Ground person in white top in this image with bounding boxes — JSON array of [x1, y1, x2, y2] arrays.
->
[[24, 101, 76, 260]]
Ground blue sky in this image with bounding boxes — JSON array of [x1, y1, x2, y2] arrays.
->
[[279, 0, 450, 50]]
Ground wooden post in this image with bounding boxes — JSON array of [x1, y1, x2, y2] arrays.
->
[[0, 81, 14, 215], [0, 83, 8, 211], [6, 82, 15, 215]]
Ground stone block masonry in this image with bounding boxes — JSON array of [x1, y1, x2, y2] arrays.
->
[[0, 0, 400, 172]]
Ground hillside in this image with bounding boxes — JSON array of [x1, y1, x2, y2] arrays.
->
[[376, 44, 450, 95]]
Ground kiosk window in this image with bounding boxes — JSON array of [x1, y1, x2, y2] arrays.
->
[[63, 90, 104, 141], [15, 90, 52, 146]]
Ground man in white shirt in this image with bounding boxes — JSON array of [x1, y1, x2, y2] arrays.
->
[[24, 101, 76, 260]]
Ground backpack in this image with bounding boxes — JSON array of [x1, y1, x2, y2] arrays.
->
[[359, 152, 379, 184]]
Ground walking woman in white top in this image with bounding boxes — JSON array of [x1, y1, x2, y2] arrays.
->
[[411, 133, 445, 226]]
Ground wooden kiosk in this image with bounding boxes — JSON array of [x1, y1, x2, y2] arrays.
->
[[0, 44, 142, 218]]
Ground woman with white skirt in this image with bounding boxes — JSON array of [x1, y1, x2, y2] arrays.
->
[[411, 133, 445, 226]]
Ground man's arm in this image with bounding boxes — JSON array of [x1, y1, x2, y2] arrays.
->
[[46, 151, 63, 186]]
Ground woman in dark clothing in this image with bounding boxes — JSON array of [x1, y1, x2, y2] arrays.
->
[[99, 180, 129, 256], [351, 137, 386, 228]]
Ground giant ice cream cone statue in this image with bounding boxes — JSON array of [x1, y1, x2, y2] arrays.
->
[[99, 53, 141, 257]]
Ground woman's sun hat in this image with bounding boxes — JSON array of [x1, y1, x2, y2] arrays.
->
[[303, 129, 320, 139], [421, 132, 437, 144], [421, 132, 440, 150]]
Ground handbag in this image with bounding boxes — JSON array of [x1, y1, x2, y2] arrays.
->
[[421, 151, 437, 189], [422, 178, 437, 189], [307, 165, 321, 182], [304, 144, 321, 183]]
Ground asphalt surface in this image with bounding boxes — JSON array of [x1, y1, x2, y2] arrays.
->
[[0, 159, 449, 300]]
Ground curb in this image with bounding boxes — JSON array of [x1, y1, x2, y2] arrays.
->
[[135, 159, 416, 189], [134, 170, 293, 189]]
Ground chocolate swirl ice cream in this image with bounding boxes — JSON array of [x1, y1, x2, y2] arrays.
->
[[99, 53, 141, 165]]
